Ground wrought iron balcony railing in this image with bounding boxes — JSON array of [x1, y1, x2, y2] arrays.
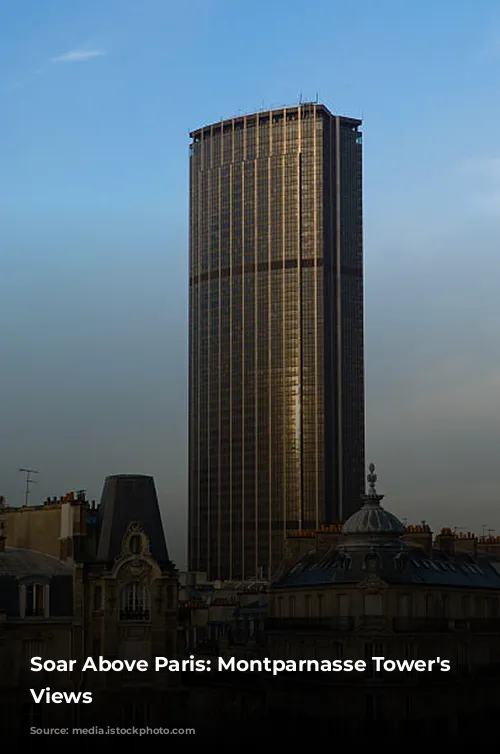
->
[[393, 617, 451, 633], [119, 608, 150, 621], [265, 617, 354, 632]]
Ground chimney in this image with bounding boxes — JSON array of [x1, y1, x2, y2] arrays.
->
[[477, 536, 500, 556], [0, 520, 6, 553], [316, 523, 344, 551], [454, 531, 477, 557], [436, 528, 455, 556], [402, 523, 433, 556]]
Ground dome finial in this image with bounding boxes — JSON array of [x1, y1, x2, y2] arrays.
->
[[367, 463, 378, 497], [342, 463, 404, 539]]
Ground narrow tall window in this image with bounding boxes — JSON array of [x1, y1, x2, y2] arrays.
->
[[317, 594, 324, 618], [425, 595, 433, 617], [364, 594, 383, 615], [24, 584, 47, 617], [93, 586, 102, 611], [398, 595, 410, 617], [339, 595, 350, 616], [120, 583, 150, 621], [304, 594, 311, 617]]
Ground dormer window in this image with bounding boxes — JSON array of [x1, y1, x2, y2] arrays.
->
[[21, 582, 49, 618], [394, 551, 408, 573]]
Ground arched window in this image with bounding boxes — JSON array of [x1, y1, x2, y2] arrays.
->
[[120, 583, 150, 621]]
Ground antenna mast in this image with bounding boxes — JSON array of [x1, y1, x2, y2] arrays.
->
[[19, 468, 39, 507]]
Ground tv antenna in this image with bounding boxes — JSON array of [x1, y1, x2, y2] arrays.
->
[[19, 468, 39, 507]]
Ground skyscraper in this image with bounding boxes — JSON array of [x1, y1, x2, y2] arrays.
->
[[189, 103, 365, 580]]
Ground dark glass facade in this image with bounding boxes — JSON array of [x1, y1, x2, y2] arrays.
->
[[189, 104, 365, 580]]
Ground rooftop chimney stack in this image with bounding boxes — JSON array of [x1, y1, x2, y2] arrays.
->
[[402, 523, 432, 556], [437, 528, 455, 556]]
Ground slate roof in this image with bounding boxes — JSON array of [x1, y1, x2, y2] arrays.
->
[[0, 548, 72, 617], [95, 474, 170, 565], [273, 542, 500, 591], [275, 465, 500, 592], [0, 547, 72, 576]]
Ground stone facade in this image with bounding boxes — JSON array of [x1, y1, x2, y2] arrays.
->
[[0, 476, 181, 734]]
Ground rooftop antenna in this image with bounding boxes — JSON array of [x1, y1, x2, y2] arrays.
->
[[19, 468, 39, 507], [315, 92, 319, 103], [299, 92, 303, 104]]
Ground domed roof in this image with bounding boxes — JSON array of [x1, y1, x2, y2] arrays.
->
[[342, 464, 405, 540]]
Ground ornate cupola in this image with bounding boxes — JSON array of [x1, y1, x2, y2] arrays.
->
[[342, 464, 405, 545]]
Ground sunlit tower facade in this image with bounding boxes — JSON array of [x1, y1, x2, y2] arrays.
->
[[189, 103, 365, 580]]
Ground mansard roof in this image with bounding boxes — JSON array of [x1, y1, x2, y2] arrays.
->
[[95, 475, 170, 565], [0, 547, 72, 577], [272, 543, 500, 590]]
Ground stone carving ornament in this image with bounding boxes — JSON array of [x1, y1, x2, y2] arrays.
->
[[113, 523, 152, 568], [118, 559, 153, 585]]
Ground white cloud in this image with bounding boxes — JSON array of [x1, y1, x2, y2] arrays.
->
[[50, 49, 107, 64]]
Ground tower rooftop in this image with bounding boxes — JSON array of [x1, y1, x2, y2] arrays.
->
[[190, 103, 362, 139]]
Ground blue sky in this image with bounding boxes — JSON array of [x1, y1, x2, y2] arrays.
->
[[2, 0, 500, 566]]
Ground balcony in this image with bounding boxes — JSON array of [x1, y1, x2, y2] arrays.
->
[[119, 608, 150, 622], [265, 617, 354, 632], [393, 618, 450, 633], [469, 618, 500, 633], [24, 608, 46, 619], [393, 617, 500, 633]]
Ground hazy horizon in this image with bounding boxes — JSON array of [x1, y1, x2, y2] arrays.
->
[[2, 1, 500, 569]]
